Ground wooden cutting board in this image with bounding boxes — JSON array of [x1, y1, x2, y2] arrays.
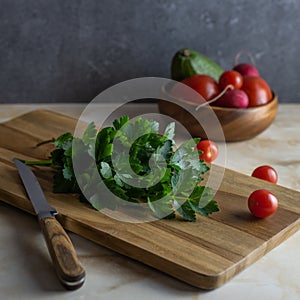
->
[[0, 110, 299, 290]]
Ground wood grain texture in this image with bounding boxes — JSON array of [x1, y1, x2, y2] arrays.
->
[[39, 216, 86, 290], [0, 109, 299, 290], [158, 95, 278, 142]]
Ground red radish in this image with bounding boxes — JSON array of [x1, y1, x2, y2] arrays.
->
[[213, 89, 249, 108], [233, 63, 259, 77]]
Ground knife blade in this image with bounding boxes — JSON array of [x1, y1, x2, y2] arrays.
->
[[13, 159, 86, 290]]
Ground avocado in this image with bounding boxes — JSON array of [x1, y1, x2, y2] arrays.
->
[[171, 49, 223, 82]]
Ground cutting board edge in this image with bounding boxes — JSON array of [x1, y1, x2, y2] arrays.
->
[[1, 109, 78, 126]]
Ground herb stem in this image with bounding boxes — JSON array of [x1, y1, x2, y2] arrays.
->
[[36, 138, 55, 147], [131, 197, 147, 204], [25, 159, 52, 166]]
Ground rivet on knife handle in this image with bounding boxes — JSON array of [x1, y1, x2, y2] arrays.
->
[[39, 216, 85, 290]]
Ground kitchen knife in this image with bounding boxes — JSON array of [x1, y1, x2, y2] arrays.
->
[[13, 159, 86, 290]]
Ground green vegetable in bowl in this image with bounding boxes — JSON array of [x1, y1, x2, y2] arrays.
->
[[171, 48, 223, 82]]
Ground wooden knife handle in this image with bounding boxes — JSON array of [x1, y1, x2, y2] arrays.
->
[[39, 216, 86, 290]]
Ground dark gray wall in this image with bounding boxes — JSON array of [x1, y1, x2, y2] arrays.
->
[[0, 0, 299, 103]]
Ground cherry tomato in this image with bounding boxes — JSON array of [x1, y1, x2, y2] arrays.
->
[[248, 189, 278, 218], [251, 165, 278, 184], [181, 75, 219, 101], [219, 70, 243, 90], [241, 76, 272, 107], [196, 140, 218, 163]]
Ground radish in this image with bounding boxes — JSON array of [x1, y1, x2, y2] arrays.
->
[[213, 89, 249, 108], [233, 50, 259, 76], [233, 63, 259, 77]]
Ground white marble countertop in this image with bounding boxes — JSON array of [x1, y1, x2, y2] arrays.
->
[[0, 103, 299, 300]]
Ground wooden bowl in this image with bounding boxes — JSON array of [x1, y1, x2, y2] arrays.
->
[[158, 88, 278, 142]]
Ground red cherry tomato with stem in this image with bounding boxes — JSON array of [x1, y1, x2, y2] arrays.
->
[[219, 70, 243, 90], [196, 140, 218, 163], [248, 189, 278, 218], [251, 165, 278, 184]]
